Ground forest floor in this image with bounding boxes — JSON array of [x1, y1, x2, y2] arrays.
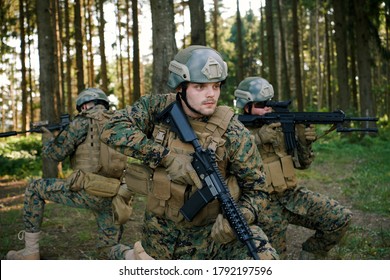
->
[[1, 172, 389, 260]]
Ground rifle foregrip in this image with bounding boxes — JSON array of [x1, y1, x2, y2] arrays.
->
[[219, 193, 259, 260]]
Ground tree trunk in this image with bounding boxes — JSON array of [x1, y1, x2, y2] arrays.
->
[[354, 0, 376, 121], [332, 0, 350, 111], [292, 0, 303, 111], [125, 0, 132, 104], [259, 3, 265, 77], [315, 0, 323, 110], [36, 0, 59, 178], [85, 0, 95, 88], [75, 0, 85, 92], [19, 0, 28, 131], [348, 0, 359, 112], [236, 0, 243, 83], [189, 0, 206, 45], [115, 0, 125, 107], [150, 0, 177, 94], [132, 0, 141, 102], [265, 0, 278, 98], [97, 0, 108, 93], [64, 0, 73, 115], [26, 2, 35, 123], [212, 0, 219, 50], [276, 0, 290, 101], [57, 0, 66, 113], [324, 7, 332, 110]]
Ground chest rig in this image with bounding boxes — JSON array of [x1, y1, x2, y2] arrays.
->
[[70, 108, 127, 179], [251, 126, 298, 194], [147, 105, 239, 226]]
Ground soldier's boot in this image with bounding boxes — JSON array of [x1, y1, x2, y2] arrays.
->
[[124, 241, 154, 260], [300, 219, 351, 260], [6, 231, 41, 260]]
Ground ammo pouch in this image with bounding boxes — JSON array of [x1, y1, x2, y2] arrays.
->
[[263, 155, 297, 193], [67, 170, 121, 197], [83, 172, 121, 197], [99, 143, 128, 179], [112, 184, 134, 224], [67, 169, 86, 191], [125, 162, 153, 195], [146, 168, 239, 226]]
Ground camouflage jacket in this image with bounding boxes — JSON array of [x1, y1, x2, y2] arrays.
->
[[100, 93, 267, 220], [42, 105, 106, 162]]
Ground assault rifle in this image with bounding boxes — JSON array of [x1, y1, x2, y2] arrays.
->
[[0, 114, 70, 138], [237, 100, 378, 154], [157, 101, 260, 260]]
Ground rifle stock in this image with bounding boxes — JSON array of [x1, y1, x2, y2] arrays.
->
[[157, 101, 260, 260]]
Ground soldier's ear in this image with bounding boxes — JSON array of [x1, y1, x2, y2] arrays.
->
[[244, 104, 250, 114]]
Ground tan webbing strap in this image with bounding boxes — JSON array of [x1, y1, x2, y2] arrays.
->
[[204, 106, 234, 138]]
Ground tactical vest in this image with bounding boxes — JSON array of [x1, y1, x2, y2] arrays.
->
[[250, 126, 297, 194], [146, 102, 239, 226], [70, 107, 127, 179]]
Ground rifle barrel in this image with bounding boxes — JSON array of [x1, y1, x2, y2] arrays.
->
[[0, 131, 18, 138], [344, 117, 379, 122]]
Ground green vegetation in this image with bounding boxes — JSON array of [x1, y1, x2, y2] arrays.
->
[[0, 136, 42, 179], [307, 127, 390, 216], [0, 135, 71, 179], [295, 126, 390, 259]]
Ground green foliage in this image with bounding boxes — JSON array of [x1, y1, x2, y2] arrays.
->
[[0, 135, 72, 179], [0, 135, 43, 179], [335, 226, 390, 259]]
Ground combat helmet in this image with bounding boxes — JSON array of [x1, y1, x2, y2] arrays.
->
[[76, 88, 109, 112], [167, 45, 228, 90], [234, 77, 274, 109]]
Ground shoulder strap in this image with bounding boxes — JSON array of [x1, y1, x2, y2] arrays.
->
[[204, 106, 234, 137]]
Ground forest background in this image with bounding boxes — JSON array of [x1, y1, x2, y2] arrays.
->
[[0, 0, 389, 261]]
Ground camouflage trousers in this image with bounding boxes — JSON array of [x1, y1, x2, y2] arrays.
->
[[255, 187, 353, 258], [22, 178, 124, 258], [140, 210, 279, 260]]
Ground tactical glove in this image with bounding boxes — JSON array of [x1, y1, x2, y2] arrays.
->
[[304, 124, 317, 142], [257, 122, 281, 145], [40, 127, 54, 141], [211, 214, 236, 244], [210, 207, 255, 245], [296, 124, 316, 144], [161, 151, 202, 188]]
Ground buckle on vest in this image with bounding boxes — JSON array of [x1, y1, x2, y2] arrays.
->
[[155, 130, 166, 144], [208, 139, 218, 152]]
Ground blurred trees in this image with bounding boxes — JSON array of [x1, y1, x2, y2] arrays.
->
[[1, 0, 388, 135]]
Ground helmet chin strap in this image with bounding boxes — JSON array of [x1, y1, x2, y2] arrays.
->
[[177, 85, 203, 116]]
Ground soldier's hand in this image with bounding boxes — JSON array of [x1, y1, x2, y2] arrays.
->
[[40, 127, 54, 140], [161, 151, 202, 188], [258, 122, 281, 144], [211, 214, 236, 244], [304, 124, 317, 142]]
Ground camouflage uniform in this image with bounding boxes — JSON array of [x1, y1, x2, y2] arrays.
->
[[234, 76, 352, 259], [22, 105, 125, 258], [250, 125, 352, 258], [101, 93, 279, 260]]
